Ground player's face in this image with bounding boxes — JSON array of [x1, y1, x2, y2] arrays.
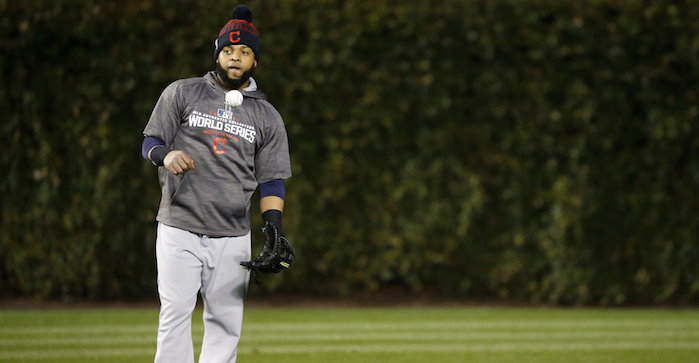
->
[[216, 44, 257, 90]]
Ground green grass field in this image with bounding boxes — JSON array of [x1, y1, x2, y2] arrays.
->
[[1, 306, 698, 362]]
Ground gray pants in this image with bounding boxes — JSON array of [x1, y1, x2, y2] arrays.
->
[[154, 223, 251, 363]]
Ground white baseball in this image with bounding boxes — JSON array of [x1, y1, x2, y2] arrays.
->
[[225, 90, 243, 107]]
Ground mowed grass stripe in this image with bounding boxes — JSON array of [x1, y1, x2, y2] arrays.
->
[[2, 320, 696, 339], [2, 341, 698, 361], [0, 348, 155, 361], [2, 329, 696, 360], [2, 321, 697, 343], [0, 325, 155, 336], [247, 330, 699, 341], [5, 320, 695, 337], [0, 335, 156, 347], [4, 329, 697, 347], [238, 341, 699, 354], [246, 317, 699, 331]]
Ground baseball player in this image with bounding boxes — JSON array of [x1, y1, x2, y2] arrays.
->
[[141, 5, 293, 362]]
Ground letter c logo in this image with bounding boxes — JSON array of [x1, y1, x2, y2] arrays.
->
[[213, 137, 226, 154], [229, 31, 240, 43]]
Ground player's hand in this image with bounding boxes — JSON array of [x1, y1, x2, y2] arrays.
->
[[164, 150, 195, 175]]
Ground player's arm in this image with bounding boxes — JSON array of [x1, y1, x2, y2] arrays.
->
[[141, 136, 195, 175], [142, 81, 195, 175], [241, 179, 293, 276], [259, 179, 285, 234]]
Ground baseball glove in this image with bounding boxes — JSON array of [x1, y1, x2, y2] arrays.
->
[[241, 221, 294, 277]]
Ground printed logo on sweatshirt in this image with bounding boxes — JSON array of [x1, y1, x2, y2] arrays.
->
[[188, 110, 256, 144], [217, 109, 233, 119]]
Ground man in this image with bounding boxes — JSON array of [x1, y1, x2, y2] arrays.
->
[[141, 5, 292, 362]]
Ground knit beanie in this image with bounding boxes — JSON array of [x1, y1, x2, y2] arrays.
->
[[214, 5, 259, 60]]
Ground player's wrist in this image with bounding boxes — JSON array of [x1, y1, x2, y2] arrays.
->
[[149, 146, 171, 166], [262, 209, 283, 235]]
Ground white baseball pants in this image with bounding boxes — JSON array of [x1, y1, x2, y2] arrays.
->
[[154, 223, 251, 363]]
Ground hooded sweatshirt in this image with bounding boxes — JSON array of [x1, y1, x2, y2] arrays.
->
[[143, 71, 291, 237]]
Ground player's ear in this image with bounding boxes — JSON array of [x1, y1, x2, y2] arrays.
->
[[254, 60, 258, 68]]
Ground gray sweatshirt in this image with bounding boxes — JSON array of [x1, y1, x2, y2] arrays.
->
[[143, 72, 291, 237]]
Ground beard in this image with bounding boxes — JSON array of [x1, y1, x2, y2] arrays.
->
[[216, 62, 256, 90]]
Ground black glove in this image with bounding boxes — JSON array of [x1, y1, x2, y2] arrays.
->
[[241, 221, 294, 275]]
